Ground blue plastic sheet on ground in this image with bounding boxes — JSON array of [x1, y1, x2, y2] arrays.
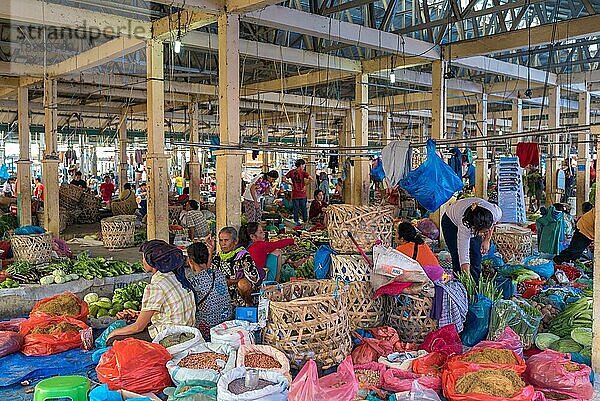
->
[[0, 348, 95, 387]]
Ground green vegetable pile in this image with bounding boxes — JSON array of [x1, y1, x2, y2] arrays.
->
[[547, 295, 592, 338], [0, 277, 19, 288], [456, 271, 503, 304], [0, 214, 18, 239], [86, 281, 147, 318], [295, 257, 315, 279]]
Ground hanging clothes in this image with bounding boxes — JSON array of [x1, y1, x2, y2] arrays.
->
[[516, 143, 540, 168], [135, 150, 144, 165], [328, 152, 339, 173], [431, 280, 469, 333], [464, 148, 473, 165], [381, 140, 412, 187], [370, 158, 385, 182], [448, 148, 463, 177], [536, 205, 567, 255]]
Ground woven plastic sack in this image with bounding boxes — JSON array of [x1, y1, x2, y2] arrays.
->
[[0, 331, 24, 358], [30, 292, 89, 322], [460, 295, 492, 347], [289, 356, 358, 401], [96, 338, 172, 394], [487, 299, 542, 349], [19, 316, 89, 356], [442, 364, 535, 401], [236, 344, 291, 381], [399, 139, 463, 212], [524, 350, 593, 400], [153, 325, 205, 357], [420, 324, 463, 357], [167, 342, 236, 385], [217, 367, 288, 401], [381, 368, 442, 392], [210, 320, 259, 350]]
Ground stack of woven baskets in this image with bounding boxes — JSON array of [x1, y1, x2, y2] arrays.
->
[[56, 184, 101, 228], [325, 204, 396, 331]]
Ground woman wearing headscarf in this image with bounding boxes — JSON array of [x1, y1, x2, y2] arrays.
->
[[106, 240, 196, 345]]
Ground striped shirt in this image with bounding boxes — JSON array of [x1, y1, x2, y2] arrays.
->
[[180, 210, 210, 239], [141, 271, 196, 338]]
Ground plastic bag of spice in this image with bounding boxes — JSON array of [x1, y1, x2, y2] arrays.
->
[[381, 368, 442, 392], [0, 331, 24, 358], [447, 348, 526, 374], [524, 350, 593, 400], [289, 356, 358, 401], [30, 292, 89, 322], [473, 326, 524, 357], [96, 338, 172, 394], [412, 352, 447, 376], [19, 316, 89, 356]]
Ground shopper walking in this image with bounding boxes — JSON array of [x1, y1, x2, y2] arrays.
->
[[284, 159, 313, 226], [243, 170, 279, 223]]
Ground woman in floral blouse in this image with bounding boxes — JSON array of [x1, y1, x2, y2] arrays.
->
[[242, 170, 279, 223]]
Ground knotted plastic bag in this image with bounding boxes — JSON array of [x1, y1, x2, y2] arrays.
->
[[399, 139, 463, 212]]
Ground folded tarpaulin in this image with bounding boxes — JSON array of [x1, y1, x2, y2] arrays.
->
[[381, 140, 412, 187]]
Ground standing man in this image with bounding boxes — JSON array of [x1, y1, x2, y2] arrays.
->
[[284, 159, 313, 227], [99, 175, 116, 205], [70, 171, 87, 189]]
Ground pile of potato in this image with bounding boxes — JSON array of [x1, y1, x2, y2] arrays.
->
[[530, 300, 560, 331]]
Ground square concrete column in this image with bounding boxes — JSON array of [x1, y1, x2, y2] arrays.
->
[[42, 78, 60, 236], [429, 60, 447, 234], [339, 109, 354, 203], [475, 94, 489, 199], [577, 91, 591, 215], [17, 84, 32, 226], [546, 86, 561, 205], [188, 101, 202, 202], [352, 73, 370, 206]]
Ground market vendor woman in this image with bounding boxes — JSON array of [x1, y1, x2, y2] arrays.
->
[[106, 240, 196, 345], [441, 197, 502, 282]]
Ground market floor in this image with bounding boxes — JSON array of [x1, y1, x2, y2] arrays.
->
[[63, 223, 141, 264]]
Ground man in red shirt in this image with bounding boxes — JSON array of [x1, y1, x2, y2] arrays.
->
[[99, 175, 115, 204], [284, 159, 313, 226]]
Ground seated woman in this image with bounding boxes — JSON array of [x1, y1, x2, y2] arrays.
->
[[309, 189, 328, 224], [119, 183, 134, 201], [396, 222, 439, 267], [210, 227, 260, 307], [186, 241, 232, 339], [239, 222, 294, 282], [107, 240, 196, 345]]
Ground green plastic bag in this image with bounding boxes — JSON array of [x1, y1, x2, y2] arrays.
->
[[165, 380, 217, 401]]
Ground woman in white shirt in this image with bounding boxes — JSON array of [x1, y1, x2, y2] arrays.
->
[[441, 197, 502, 282]]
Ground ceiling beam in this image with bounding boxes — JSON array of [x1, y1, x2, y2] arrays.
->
[[242, 70, 354, 95], [152, 10, 217, 41], [446, 14, 600, 59], [362, 54, 431, 74], [226, 0, 286, 13], [139, 0, 223, 13], [453, 56, 556, 85], [243, 5, 441, 59]]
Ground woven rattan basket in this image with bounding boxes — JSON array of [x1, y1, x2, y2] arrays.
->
[[11, 232, 53, 264], [325, 205, 395, 253], [101, 215, 136, 249], [331, 254, 373, 282], [59, 184, 84, 208], [384, 293, 438, 344], [347, 281, 384, 329], [111, 197, 138, 216], [169, 205, 183, 225], [37, 210, 70, 234], [262, 279, 352, 370], [492, 223, 532, 262]]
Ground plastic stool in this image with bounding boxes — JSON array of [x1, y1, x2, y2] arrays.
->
[[33, 375, 90, 401]]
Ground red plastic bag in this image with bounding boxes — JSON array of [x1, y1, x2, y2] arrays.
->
[[412, 352, 447, 376], [420, 324, 463, 356], [30, 292, 89, 322], [289, 356, 358, 401], [382, 368, 442, 392], [0, 331, 24, 358], [473, 327, 524, 357], [96, 338, 172, 394], [19, 316, 89, 356], [447, 348, 526, 374], [442, 364, 535, 401], [351, 331, 394, 365], [354, 362, 386, 389], [521, 280, 545, 299], [524, 350, 593, 400]]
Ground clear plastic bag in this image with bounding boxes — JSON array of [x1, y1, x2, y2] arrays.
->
[[487, 299, 542, 349], [396, 380, 442, 401]]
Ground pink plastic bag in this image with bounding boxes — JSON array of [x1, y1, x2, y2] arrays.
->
[[382, 368, 442, 392], [354, 362, 386, 389], [289, 356, 358, 401], [473, 327, 523, 357], [419, 324, 463, 356], [524, 350, 593, 400]]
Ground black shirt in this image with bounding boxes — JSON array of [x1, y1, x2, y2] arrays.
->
[[71, 179, 87, 189]]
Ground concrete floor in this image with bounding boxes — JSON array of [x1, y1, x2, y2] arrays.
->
[[62, 223, 142, 264]]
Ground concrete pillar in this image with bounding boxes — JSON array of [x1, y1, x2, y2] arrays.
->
[[118, 110, 128, 192], [307, 112, 316, 198], [146, 40, 170, 241], [216, 13, 243, 229], [261, 119, 270, 172], [42, 78, 60, 236], [339, 109, 354, 203], [511, 99, 522, 154], [352, 73, 370, 206], [577, 91, 591, 215], [476, 94, 489, 199], [429, 60, 447, 233], [188, 101, 202, 202], [458, 118, 466, 149], [546, 86, 561, 205], [383, 110, 392, 144], [17, 84, 32, 226]]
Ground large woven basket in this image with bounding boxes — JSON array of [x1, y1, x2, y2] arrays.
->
[[111, 198, 138, 216], [325, 205, 395, 253], [384, 293, 438, 344], [37, 209, 72, 234], [262, 279, 352, 370], [77, 193, 100, 224], [11, 232, 53, 264], [347, 281, 384, 329], [492, 224, 532, 262], [331, 254, 373, 282], [101, 215, 136, 249], [169, 205, 183, 225], [59, 184, 84, 208]]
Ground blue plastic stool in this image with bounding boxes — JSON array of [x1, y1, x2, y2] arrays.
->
[[265, 253, 279, 282], [33, 375, 89, 401]]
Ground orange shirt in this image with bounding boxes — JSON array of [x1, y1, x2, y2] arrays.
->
[[396, 243, 439, 267]]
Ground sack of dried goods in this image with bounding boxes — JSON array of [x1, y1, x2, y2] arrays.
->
[[447, 348, 526, 374], [30, 292, 89, 322], [289, 356, 358, 401], [217, 367, 288, 401], [167, 342, 237, 385], [153, 325, 204, 357], [19, 316, 89, 356], [236, 344, 290, 381], [381, 368, 442, 392], [210, 320, 259, 350]]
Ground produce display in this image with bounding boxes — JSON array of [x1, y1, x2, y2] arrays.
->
[[355, 369, 381, 387], [455, 369, 525, 397], [86, 281, 147, 318], [159, 332, 195, 348], [227, 378, 275, 395], [29, 322, 81, 335], [35, 293, 82, 317], [177, 352, 228, 370], [0, 214, 18, 238], [456, 271, 503, 303], [547, 294, 592, 338], [244, 353, 282, 369]]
